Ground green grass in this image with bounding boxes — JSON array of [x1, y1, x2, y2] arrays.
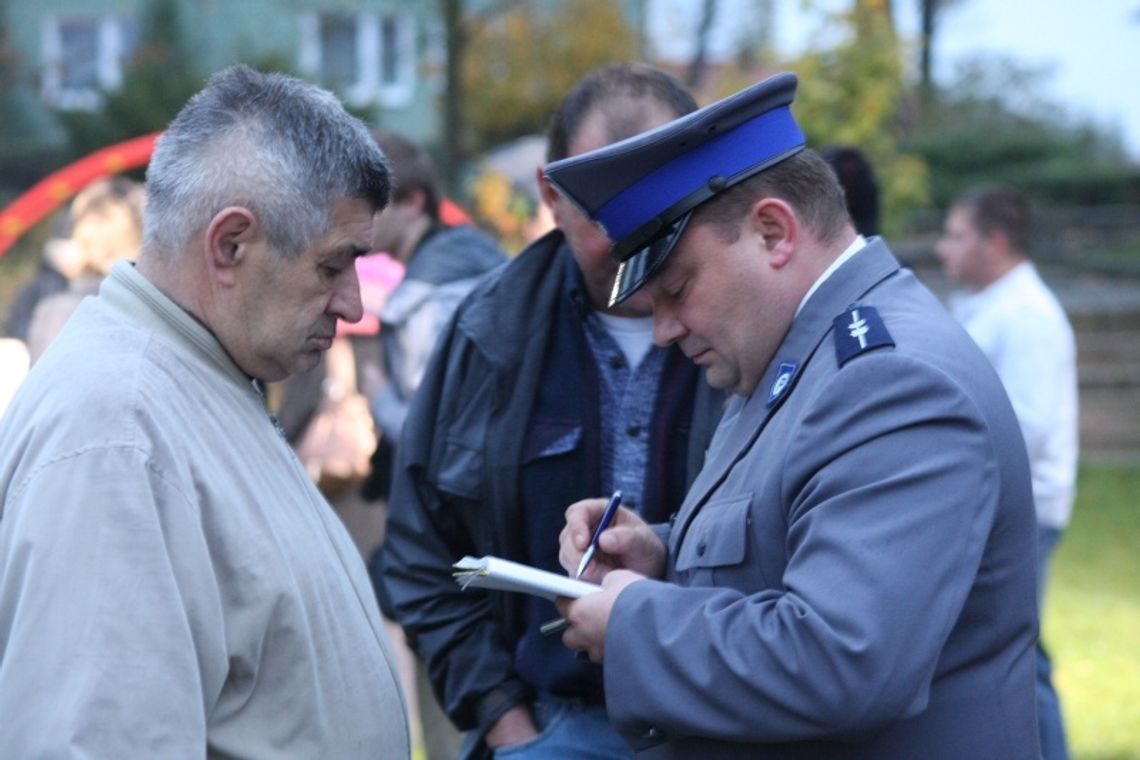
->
[[1047, 465, 1140, 760]]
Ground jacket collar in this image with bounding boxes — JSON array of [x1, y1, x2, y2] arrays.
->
[[102, 261, 254, 390], [455, 229, 570, 369]]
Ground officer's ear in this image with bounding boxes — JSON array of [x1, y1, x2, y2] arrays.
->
[[204, 206, 258, 286], [749, 197, 797, 269], [537, 169, 583, 231], [537, 168, 561, 210]]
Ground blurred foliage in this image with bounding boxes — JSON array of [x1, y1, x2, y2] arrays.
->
[[466, 166, 551, 254], [456, 0, 637, 246], [3, 0, 1138, 243], [462, 0, 637, 153], [468, 169, 532, 253], [0, 0, 67, 200], [904, 56, 1138, 208], [779, 0, 929, 235], [56, 0, 204, 166]]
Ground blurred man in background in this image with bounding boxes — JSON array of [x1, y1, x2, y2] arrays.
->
[[937, 184, 1078, 760], [25, 176, 146, 362]]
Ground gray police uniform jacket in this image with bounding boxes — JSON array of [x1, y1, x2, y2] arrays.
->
[[604, 239, 1039, 759]]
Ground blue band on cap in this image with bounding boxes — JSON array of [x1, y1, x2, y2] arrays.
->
[[593, 106, 805, 242]]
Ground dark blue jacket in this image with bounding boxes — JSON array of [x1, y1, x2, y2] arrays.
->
[[377, 230, 723, 736]]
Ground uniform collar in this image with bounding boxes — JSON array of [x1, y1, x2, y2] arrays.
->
[[796, 234, 867, 316]]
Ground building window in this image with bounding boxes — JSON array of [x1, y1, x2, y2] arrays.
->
[[299, 10, 415, 108], [319, 12, 358, 92], [42, 15, 137, 110], [377, 12, 414, 104]]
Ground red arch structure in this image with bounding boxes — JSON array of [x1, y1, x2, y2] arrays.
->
[[0, 132, 161, 258], [0, 132, 471, 259]]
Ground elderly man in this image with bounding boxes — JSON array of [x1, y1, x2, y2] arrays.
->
[[550, 73, 1039, 758], [0, 66, 409, 757]]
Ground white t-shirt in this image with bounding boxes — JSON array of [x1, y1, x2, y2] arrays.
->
[[594, 311, 656, 369], [949, 261, 1079, 529]]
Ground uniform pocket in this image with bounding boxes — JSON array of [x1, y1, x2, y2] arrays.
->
[[674, 495, 751, 572]]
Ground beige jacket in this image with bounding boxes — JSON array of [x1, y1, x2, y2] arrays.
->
[[0, 261, 409, 758]]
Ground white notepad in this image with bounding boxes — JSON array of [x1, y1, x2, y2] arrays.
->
[[452, 555, 600, 601]]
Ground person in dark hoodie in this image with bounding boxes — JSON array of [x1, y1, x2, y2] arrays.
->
[[367, 130, 506, 444]]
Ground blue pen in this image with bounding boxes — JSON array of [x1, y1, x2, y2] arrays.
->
[[575, 490, 622, 579]]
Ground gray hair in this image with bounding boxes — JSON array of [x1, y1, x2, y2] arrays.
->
[[143, 65, 390, 258]]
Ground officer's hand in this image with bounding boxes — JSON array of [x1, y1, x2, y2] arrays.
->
[[555, 569, 643, 662], [559, 498, 666, 582]]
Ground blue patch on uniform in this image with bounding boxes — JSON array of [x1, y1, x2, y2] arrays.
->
[[833, 305, 894, 367], [766, 362, 798, 408]]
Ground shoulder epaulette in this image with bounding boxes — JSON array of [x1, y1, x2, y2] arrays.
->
[[832, 305, 894, 367]]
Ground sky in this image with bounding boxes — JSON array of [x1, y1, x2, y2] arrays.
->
[[649, 0, 1140, 160]]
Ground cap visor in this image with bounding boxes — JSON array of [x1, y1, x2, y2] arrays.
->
[[609, 211, 693, 306]]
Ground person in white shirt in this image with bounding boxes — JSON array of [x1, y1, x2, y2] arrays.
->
[[936, 183, 1078, 760], [0, 65, 410, 758]]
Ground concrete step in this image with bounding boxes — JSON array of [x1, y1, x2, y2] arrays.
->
[[1077, 331, 1140, 360], [1080, 386, 1140, 465], [1080, 363, 1140, 388], [1077, 331, 1140, 387]]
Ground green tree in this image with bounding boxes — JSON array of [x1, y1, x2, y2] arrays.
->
[[915, 0, 966, 115], [57, 0, 204, 161], [0, 0, 67, 197], [462, 0, 638, 154], [786, 0, 929, 232], [905, 56, 1137, 207]]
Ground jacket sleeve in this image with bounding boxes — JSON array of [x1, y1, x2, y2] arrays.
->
[[377, 312, 531, 732], [0, 447, 224, 755]]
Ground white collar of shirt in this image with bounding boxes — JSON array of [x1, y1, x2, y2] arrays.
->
[[795, 235, 867, 316]]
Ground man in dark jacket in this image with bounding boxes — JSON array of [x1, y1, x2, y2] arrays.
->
[[377, 64, 723, 759]]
